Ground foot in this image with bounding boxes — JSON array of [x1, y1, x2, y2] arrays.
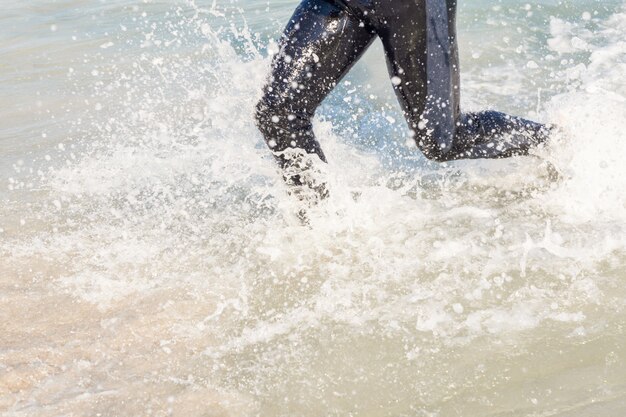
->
[[278, 148, 329, 224]]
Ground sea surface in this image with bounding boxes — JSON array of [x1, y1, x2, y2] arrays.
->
[[1, 0, 626, 416]]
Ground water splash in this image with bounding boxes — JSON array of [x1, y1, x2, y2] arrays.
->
[[2, 2, 626, 416]]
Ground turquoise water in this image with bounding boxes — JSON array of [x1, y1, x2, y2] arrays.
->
[[1, 1, 626, 416]]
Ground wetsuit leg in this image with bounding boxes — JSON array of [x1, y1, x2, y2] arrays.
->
[[379, 0, 551, 162], [255, 0, 376, 186]]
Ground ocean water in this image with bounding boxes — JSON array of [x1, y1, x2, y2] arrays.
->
[[1, 0, 626, 415]]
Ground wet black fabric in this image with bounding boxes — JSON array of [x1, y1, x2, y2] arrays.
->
[[255, 0, 551, 172]]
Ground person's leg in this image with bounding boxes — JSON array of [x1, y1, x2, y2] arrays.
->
[[378, 0, 551, 162], [255, 0, 376, 187], [452, 110, 552, 160]]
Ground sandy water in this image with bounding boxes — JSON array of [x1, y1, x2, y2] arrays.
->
[[1, 0, 626, 416]]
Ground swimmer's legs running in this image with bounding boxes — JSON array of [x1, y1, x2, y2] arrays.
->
[[255, 0, 552, 188], [255, 0, 375, 189]]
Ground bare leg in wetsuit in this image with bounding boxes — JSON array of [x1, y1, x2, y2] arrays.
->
[[255, 0, 552, 195]]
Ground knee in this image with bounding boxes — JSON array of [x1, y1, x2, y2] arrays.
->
[[254, 97, 283, 150], [407, 116, 459, 162], [254, 95, 299, 132], [254, 94, 313, 149], [413, 135, 456, 163]]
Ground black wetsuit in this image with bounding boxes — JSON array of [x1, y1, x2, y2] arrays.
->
[[255, 0, 551, 185]]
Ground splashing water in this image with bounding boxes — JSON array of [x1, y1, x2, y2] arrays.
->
[[1, 1, 626, 416]]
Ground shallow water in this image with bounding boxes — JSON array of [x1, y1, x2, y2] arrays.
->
[[1, 0, 626, 416]]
